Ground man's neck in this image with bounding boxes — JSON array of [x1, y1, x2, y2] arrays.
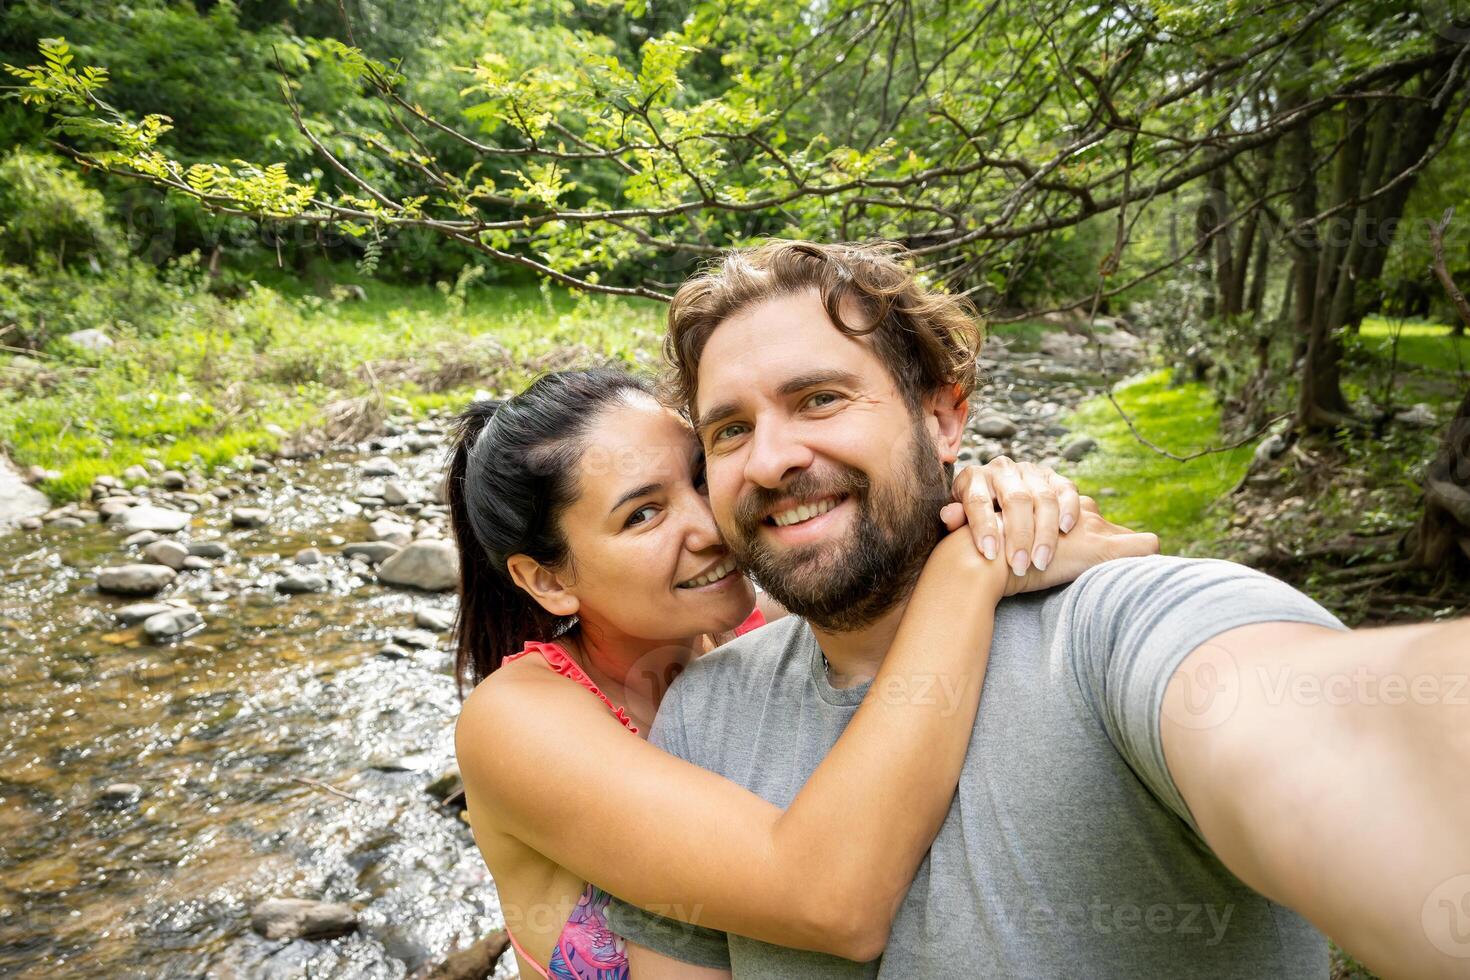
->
[[810, 596, 912, 688]]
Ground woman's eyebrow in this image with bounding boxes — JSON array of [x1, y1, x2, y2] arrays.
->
[[609, 482, 661, 516]]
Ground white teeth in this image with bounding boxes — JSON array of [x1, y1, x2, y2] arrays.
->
[[680, 558, 736, 589], [771, 496, 839, 527]]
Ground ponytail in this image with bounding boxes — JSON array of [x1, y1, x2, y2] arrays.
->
[[445, 370, 652, 693]]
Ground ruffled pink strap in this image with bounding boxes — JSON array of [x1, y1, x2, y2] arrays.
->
[[504, 641, 639, 734]]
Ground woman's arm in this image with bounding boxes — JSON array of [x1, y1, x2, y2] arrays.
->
[[457, 483, 1156, 960]]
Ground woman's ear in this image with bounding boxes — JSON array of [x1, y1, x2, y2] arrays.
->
[[924, 383, 970, 463], [506, 554, 580, 618]]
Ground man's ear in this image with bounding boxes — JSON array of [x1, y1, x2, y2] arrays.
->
[[506, 554, 580, 618], [923, 383, 970, 463]]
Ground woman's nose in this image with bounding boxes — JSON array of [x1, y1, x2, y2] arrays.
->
[[679, 493, 723, 553]]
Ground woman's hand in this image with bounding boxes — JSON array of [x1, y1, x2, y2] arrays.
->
[[1000, 494, 1158, 595], [939, 456, 1082, 576]]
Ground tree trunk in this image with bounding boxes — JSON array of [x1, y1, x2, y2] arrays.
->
[[1211, 165, 1239, 317], [1406, 385, 1470, 577]]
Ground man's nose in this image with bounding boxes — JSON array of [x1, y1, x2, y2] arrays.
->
[[744, 419, 814, 489]]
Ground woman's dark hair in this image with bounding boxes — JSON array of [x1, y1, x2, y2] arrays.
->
[[446, 368, 653, 693]]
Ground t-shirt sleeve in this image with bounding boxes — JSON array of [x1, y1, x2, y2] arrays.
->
[[1064, 555, 1346, 836], [602, 673, 732, 970]]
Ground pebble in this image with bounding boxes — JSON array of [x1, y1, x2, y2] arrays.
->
[[342, 541, 400, 564], [277, 572, 328, 594], [98, 783, 143, 809], [142, 539, 189, 570], [389, 628, 436, 649], [113, 505, 191, 534], [19, 517, 42, 530], [361, 456, 399, 476], [293, 547, 322, 566], [1061, 436, 1098, 462], [377, 539, 459, 592], [49, 517, 85, 529], [114, 602, 174, 626], [97, 564, 177, 596], [181, 556, 213, 571], [122, 465, 150, 484], [142, 608, 203, 641], [414, 607, 455, 632], [249, 898, 358, 941], [159, 470, 187, 489], [369, 518, 413, 547], [972, 414, 1020, 439], [376, 643, 411, 660], [383, 482, 413, 506], [231, 507, 269, 528], [199, 590, 231, 603], [187, 541, 229, 559]]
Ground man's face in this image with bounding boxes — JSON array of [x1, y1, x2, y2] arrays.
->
[[693, 288, 960, 632]]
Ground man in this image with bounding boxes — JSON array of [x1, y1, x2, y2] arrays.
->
[[608, 241, 1470, 978]]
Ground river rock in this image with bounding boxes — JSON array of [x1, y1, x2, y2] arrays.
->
[[113, 505, 191, 534], [187, 541, 229, 559], [98, 783, 143, 809], [369, 518, 413, 547], [97, 564, 177, 596], [342, 541, 400, 564], [361, 456, 399, 477], [143, 539, 189, 570], [19, 517, 42, 530], [414, 607, 454, 632], [389, 628, 436, 649], [143, 608, 203, 641], [114, 602, 173, 626], [0, 457, 57, 527], [249, 898, 358, 941], [376, 643, 411, 660], [98, 499, 134, 519], [410, 931, 509, 980], [231, 507, 269, 529], [50, 517, 85, 529], [378, 539, 459, 592], [382, 481, 414, 506], [973, 414, 1019, 439], [64, 328, 113, 352], [122, 464, 150, 484], [1253, 433, 1288, 467], [181, 556, 213, 571], [425, 766, 464, 807], [293, 547, 322, 566], [1061, 435, 1098, 462], [277, 572, 328, 594], [158, 469, 187, 489], [405, 435, 438, 454]]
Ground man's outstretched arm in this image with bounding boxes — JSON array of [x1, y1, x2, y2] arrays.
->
[[1163, 616, 1470, 979]]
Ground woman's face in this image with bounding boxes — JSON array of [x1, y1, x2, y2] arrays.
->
[[551, 394, 757, 642]]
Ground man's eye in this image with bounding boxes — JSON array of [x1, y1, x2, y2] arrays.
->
[[626, 505, 658, 528], [713, 423, 747, 443], [806, 391, 840, 409]]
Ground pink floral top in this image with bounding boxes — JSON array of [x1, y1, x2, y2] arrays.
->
[[500, 608, 767, 980]]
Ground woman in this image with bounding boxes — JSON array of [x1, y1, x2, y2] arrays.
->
[[449, 369, 1156, 979]]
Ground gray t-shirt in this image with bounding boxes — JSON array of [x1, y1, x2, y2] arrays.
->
[[606, 556, 1346, 979]]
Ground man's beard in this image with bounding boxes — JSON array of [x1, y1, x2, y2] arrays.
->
[[726, 422, 949, 633]]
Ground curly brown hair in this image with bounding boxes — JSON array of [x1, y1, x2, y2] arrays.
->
[[662, 240, 985, 419]]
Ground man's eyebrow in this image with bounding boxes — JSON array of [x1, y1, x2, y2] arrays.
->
[[696, 370, 863, 435], [609, 482, 660, 516]]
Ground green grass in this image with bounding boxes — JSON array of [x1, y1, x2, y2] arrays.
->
[[0, 262, 663, 500], [1062, 370, 1255, 554], [1355, 317, 1468, 373]]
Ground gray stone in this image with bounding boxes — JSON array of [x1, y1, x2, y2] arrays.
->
[[65, 328, 113, 352], [158, 470, 187, 489], [142, 539, 189, 570], [143, 608, 203, 641], [425, 766, 464, 807], [98, 499, 134, 519], [181, 556, 213, 571], [115, 602, 174, 626], [389, 628, 436, 649], [1395, 403, 1437, 428], [376, 643, 411, 660], [23, 464, 48, 485], [187, 541, 229, 559], [122, 464, 150, 484], [1061, 435, 1098, 462], [369, 518, 413, 547], [231, 507, 269, 528], [277, 572, 328, 594], [50, 516, 85, 529], [382, 481, 413, 506], [361, 456, 399, 477], [249, 898, 358, 941], [406, 435, 437, 453], [293, 547, 322, 566], [143, 458, 165, 475], [98, 783, 143, 808], [377, 539, 459, 592], [973, 414, 1019, 439], [113, 505, 191, 534], [19, 516, 42, 530], [199, 590, 231, 603], [342, 541, 400, 565], [0, 455, 53, 527], [1253, 433, 1288, 467], [414, 607, 455, 633], [97, 564, 177, 596]]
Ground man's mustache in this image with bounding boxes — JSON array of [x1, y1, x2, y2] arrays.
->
[[732, 467, 872, 533]]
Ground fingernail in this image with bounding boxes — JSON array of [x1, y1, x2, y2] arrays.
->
[[981, 536, 997, 561], [1010, 550, 1029, 576], [1060, 513, 1075, 533], [1033, 545, 1051, 571]]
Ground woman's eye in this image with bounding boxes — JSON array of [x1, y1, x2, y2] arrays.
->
[[626, 505, 658, 528]]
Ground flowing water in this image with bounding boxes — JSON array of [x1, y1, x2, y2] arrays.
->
[[0, 327, 1135, 979]]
